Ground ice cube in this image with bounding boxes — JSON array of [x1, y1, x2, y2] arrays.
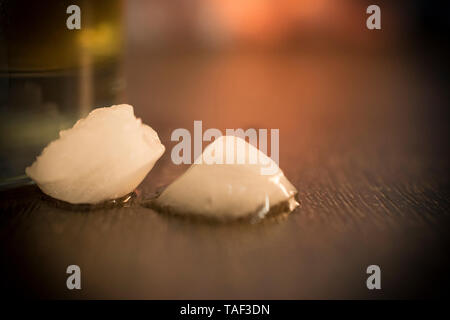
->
[[153, 135, 298, 220], [26, 104, 165, 204]]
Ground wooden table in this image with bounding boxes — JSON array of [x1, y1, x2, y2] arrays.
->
[[0, 49, 448, 299]]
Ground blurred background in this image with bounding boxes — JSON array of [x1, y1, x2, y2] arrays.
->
[[0, 0, 448, 186], [0, 0, 449, 299]]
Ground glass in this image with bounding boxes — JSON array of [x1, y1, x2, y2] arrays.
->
[[0, 0, 124, 188]]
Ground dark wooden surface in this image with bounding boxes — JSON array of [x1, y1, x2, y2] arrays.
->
[[0, 49, 449, 299]]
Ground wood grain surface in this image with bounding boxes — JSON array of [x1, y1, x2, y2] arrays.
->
[[0, 49, 449, 299]]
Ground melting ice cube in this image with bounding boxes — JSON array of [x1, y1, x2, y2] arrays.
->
[[153, 135, 298, 220], [26, 104, 165, 204]]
